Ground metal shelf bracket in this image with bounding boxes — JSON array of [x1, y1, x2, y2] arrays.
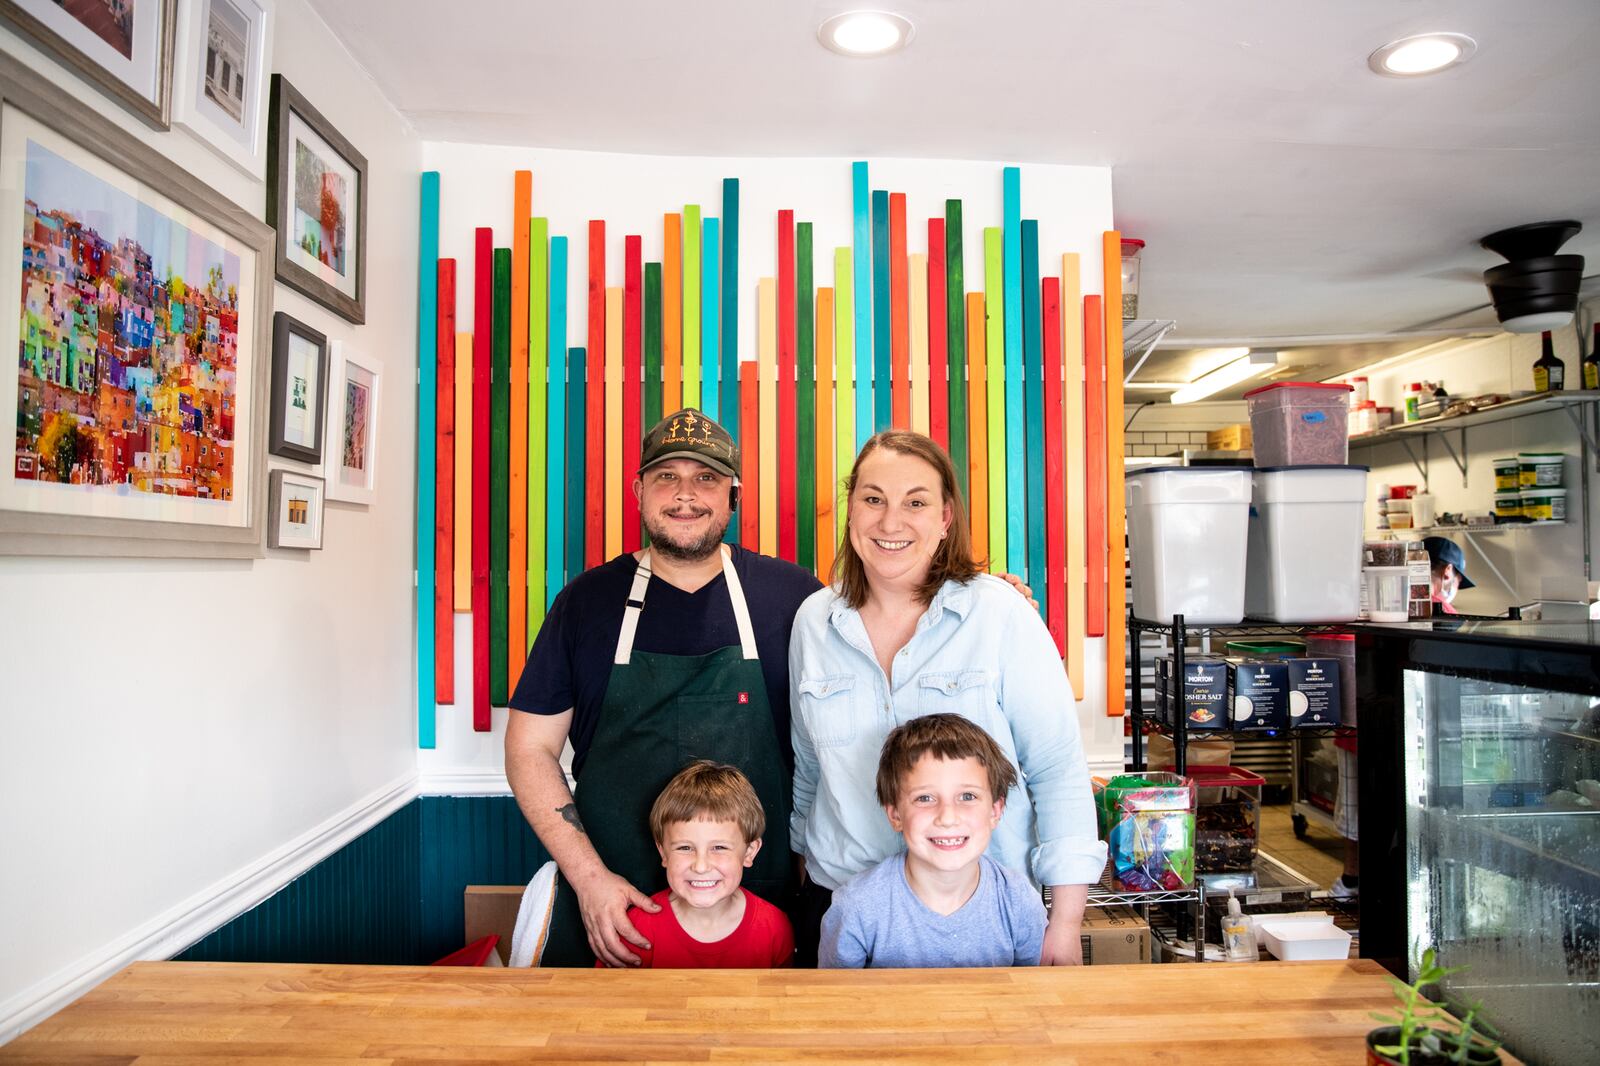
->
[[1562, 403, 1600, 473], [1435, 429, 1467, 487], [1398, 436, 1428, 487]]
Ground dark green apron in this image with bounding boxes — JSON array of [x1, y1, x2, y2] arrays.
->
[[541, 546, 792, 966]]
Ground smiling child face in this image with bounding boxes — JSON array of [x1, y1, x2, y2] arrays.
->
[[884, 753, 1005, 876], [656, 817, 761, 910]]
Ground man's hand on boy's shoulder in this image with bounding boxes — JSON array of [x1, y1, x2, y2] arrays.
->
[[574, 867, 660, 967]]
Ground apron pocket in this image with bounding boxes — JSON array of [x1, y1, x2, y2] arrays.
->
[[796, 673, 860, 748], [672, 692, 755, 768]]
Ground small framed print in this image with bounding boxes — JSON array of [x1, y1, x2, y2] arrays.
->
[[171, 0, 272, 177], [268, 468, 322, 549], [323, 341, 380, 505], [267, 74, 366, 323], [1, 0, 177, 130], [268, 311, 329, 464]]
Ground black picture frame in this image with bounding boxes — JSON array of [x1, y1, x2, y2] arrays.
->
[[269, 312, 330, 464], [266, 73, 367, 323], [0, 0, 176, 130]]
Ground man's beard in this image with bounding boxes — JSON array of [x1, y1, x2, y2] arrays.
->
[[642, 510, 730, 562]]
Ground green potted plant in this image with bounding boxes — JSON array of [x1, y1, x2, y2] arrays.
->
[[1366, 949, 1503, 1065]]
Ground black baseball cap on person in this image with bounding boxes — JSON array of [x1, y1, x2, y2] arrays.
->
[[637, 408, 740, 479], [1423, 536, 1475, 589]]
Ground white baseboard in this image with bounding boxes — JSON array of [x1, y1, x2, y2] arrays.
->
[[0, 769, 419, 1045]]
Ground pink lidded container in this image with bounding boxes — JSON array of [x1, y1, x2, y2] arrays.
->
[[1244, 382, 1354, 466]]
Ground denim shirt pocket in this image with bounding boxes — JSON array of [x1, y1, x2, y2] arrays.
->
[[916, 669, 996, 725], [796, 673, 860, 748]]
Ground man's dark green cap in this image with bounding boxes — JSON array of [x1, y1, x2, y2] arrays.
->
[[638, 408, 739, 478]]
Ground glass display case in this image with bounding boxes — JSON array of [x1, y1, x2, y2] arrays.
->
[[1359, 621, 1600, 1066]]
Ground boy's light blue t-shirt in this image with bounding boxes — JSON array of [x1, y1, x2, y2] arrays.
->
[[819, 853, 1047, 968]]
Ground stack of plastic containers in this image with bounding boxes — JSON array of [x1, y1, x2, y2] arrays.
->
[[1242, 383, 1366, 623], [1125, 468, 1252, 623]]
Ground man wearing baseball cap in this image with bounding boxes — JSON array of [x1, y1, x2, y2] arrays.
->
[[1423, 535, 1475, 615], [506, 409, 822, 967]]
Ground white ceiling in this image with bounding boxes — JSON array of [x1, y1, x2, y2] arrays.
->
[[312, 0, 1600, 355]]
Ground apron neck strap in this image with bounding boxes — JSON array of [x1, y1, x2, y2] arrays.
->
[[613, 546, 759, 665]]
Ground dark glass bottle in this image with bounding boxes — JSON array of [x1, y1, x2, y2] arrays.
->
[[1533, 330, 1565, 393], [1584, 323, 1600, 391]]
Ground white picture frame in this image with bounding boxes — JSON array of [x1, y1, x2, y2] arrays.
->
[[1, 0, 176, 130], [322, 340, 380, 505], [171, 0, 272, 178], [268, 467, 322, 549]]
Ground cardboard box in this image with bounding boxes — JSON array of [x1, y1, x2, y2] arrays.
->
[[1078, 906, 1151, 965], [1207, 423, 1253, 451], [1228, 659, 1289, 731], [464, 885, 525, 965], [1156, 656, 1230, 731], [1288, 658, 1342, 727]]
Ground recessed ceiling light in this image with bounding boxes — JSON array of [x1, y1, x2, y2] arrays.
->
[[1368, 32, 1477, 77], [819, 11, 914, 57]]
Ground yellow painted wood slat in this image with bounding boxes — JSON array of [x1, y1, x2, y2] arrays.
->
[[758, 277, 778, 557], [909, 252, 929, 435], [605, 286, 624, 559], [833, 248, 854, 545]]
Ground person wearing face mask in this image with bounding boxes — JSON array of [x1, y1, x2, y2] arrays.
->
[[787, 430, 1106, 967], [1423, 536, 1475, 616]]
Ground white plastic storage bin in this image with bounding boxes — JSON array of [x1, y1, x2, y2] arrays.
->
[[1245, 466, 1367, 623], [1126, 467, 1252, 624]]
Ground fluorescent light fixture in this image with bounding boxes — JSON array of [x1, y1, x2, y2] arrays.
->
[[1170, 350, 1278, 404], [1125, 381, 1184, 390], [1368, 33, 1476, 77], [819, 11, 914, 57]]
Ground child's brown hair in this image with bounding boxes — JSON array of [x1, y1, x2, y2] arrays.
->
[[875, 713, 1019, 806], [650, 760, 766, 844]]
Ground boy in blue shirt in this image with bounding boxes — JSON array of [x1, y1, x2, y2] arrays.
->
[[819, 714, 1047, 968]]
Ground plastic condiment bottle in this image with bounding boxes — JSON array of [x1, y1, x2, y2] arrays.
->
[[1222, 890, 1258, 962], [1403, 382, 1423, 421]]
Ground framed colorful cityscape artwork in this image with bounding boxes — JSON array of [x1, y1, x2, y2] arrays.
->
[[171, 0, 273, 177], [267, 74, 366, 323], [0, 0, 177, 130], [322, 339, 380, 505], [0, 64, 274, 557]]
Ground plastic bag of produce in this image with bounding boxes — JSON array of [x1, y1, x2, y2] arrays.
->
[[1094, 773, 1196, 891]]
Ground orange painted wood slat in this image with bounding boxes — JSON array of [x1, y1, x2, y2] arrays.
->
[[777, 210, 796, 563], [433, 259, 456, 704], [585, 221, 605, 568], [1085, 293, 1107, 641], [966, 292, 988, 563], [663, 213, 682, 413], [739, 359, 759, 548], [816, 286, 836, 576], [1103, 232, 1127, 716], [889, 192, 909, 428], [508, 173, 530, 693]]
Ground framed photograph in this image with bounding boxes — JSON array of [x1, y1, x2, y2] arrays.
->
[[0, 63, 273, 558], [0, 0, 177, 130], [267, 74, 366, 323], [323, 340, 380, 505], [267, 467, 322, 549], [171, 0, 272, 177], [268, 311, 328, 465]]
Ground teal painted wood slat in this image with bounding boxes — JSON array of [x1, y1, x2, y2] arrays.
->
[[416, 172, 439, 749], [703, 217, 720, 422], [872, 189, 890, 432], [1022, 219, 1045, 617], [945, 199, 967, 505], [547, 236, 568, 604], [852, 162, 872, 452], [1002, 167, 1025, 578]]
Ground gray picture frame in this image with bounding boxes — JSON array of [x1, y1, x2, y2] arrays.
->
[[267, 467, 323, 550], [267, 73, 366, 323], [0, 0, 177, 130], [0, 63, 274, 558]]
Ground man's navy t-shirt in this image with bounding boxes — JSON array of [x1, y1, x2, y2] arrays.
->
[[510, 546, 823, 776]]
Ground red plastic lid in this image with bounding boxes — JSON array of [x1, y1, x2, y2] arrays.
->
[[1150, 765, 1268, 787], [1308, 631, 1356, 641], [1242, 381, 1355, 398], [1352, 375, 1369, 382], [1120, 237, 1145, 251]]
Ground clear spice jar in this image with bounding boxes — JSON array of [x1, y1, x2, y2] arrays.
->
[[1406, 539, 1432, 618]]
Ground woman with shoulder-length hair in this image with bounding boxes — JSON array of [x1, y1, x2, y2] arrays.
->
[[788, 429, 1106, 965]]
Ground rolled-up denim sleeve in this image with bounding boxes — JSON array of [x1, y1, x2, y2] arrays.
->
[[997, 599, 1108, 887]]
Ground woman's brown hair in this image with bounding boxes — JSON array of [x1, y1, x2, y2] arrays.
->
[[830, 430, 983, 609]]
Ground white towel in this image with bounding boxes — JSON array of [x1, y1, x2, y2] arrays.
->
[[508, 861, 560, 967]]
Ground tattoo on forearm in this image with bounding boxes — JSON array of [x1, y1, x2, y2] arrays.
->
[[556, 803, 586, 835]]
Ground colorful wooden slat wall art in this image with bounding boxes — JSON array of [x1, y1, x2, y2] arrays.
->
[[623, 237, 643, 552], [1021, 219, 1045, 617], [585, 221, 605, 568], [703, 217, 720, 421], [509, 175, 530, 688], [547, 237, 568, 609], [434, 258, 455, 705], [683, 204, 701, 409], [472, 229, 492, 733], [982, 227, 1005, 571], [1061, 254, 1086, 701], [1084, 293, 1107, 642], [833, 247, 854, 545], [777, 211, 797, 563], [605, 287, 623, 559], [945, 200, 967, 503], [413, 165, 1129, 740], [490, 247, 511, 708], [1103, 231, 1128, 717], [815, 284, 835, 575], [418, 172, 439, 744], [796, 221, 816, 573], [927, 221, 947, 449], [663, 213, 682, 413]]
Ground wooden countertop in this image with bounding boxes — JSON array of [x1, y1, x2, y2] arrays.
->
[[2, 959, 1503, 1064]]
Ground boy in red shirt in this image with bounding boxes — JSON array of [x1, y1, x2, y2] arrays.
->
[[602, 761, 794, 968]]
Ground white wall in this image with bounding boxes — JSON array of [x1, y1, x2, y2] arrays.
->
[[413, 144, 1125, 779], [0, 0, 422, 1037]]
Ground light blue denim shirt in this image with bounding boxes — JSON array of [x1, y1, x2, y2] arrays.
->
[[789, 573, 1108, 892]]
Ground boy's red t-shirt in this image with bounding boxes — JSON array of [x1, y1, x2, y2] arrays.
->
[[599, 888, 794, 969]]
